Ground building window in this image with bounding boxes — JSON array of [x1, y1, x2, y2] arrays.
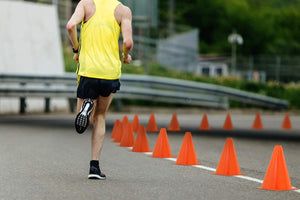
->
[[202, 67, 210, 76], [215, 67, 223, 76]]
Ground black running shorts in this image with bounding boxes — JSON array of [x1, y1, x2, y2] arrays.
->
[[77, 76, 120, 99]]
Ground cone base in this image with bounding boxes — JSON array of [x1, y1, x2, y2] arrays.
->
[[132, 150, 152, 153], [129, 148, 152, 153], [198, 127, 210, 130], [256, 187, 298, 191], [120, 144, 134, 147], [151, 155, 174, 158]]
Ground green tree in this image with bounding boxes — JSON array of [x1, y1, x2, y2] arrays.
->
[[159, 0, 300, 55]]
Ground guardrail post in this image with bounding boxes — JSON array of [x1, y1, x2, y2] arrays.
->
[[44, 83, 51, 113], [68, 98, 77, 113], [20, 97, 26, 114], [45, 98, 50, 113], [20, 82, 26, 114]]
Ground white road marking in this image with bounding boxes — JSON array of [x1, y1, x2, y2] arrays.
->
[[192, 165, 216, 172], [235, 175, 263, 184], [164, 158, 177, 162], [293, 189, 300, 193]]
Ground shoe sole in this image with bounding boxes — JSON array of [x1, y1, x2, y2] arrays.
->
[[75, 99, 94, 134], [88, 174, 106, 180]]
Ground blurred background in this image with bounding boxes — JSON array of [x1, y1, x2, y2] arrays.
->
[[1, 0, 300, 113], [50, 0, 300, 81]]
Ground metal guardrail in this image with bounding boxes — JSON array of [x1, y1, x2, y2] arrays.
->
[[121, 74, 288, 110], [0, 73, 288, 113], [0, 73, 228, 111]]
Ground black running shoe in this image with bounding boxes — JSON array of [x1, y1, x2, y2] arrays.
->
[[75, 98, 94, 134], [88, 166, 106, 180]]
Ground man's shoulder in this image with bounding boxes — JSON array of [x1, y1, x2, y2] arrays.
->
[[80, 0, 94, 6], [115, 4, 132, 16]]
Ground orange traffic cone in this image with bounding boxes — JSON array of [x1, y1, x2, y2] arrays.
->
[[198, 114, 210, 130], [152, 128, 173, 158], [122, 115, 129, 127], [111, 119, 120, 139], [214, 138, 244, 176], [146, 113, 158, 132], [120, 123, 135, 147], [168, 113, 180, 131], [176, 132, 200, 165], [132, 125, 151, 153], [282, 114, 292, 130], [113, 122, 124, 143], [132, 114, 140, 133], [257, 145, 297, 191], [252, 113, 263, 129], [223, 114, 234, 130]]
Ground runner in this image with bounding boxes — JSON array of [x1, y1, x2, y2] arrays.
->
[[66, 0, 133, 179]]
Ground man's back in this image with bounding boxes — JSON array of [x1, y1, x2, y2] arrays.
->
[[66, 0, 133, 65], [81, 0, 126, 26], [78, 0, 122, 80]]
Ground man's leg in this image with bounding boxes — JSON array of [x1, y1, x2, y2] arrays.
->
[[75, 98, 95, 134], [76, 98, 84, 113], [91, 94, 114, 160], [87, 94, 114, 179]]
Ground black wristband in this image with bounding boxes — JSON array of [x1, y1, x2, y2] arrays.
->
[[72, 47, 79, 53]]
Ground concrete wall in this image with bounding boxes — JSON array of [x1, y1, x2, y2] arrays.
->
[[0, 1, 68, 114], [0, 0, 64, 75]]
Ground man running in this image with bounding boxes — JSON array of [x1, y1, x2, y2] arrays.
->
[[66, 0, 133, 179]]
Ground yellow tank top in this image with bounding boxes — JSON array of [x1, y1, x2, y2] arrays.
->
[[77, 0, 121, 80]]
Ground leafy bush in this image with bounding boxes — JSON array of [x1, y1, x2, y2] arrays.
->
[[64, 46, 77, 73]]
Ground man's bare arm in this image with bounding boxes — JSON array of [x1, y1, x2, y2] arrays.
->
[[120, 6, 133, 64], [66, 1, 85, 52]]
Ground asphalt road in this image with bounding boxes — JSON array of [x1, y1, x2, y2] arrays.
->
[[0, 112, 300, 200]]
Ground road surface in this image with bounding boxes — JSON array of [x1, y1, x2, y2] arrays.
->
[[0, 112, 299, 200]]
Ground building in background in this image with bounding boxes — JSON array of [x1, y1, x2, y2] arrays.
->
[[157, 29, 199, 73], [197, 57, 229, 77]]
